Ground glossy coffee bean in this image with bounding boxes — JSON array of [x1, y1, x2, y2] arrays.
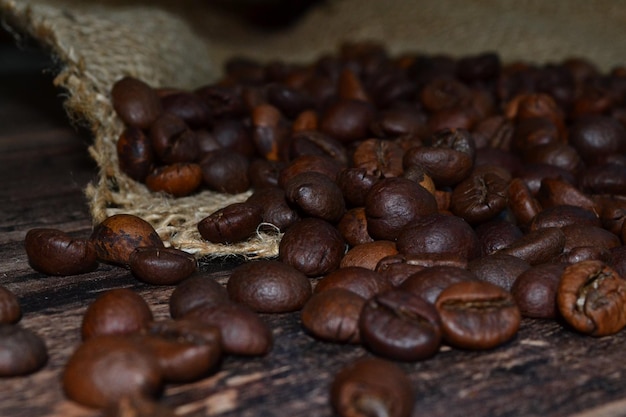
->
[[160, 91, 211, 128], [25, 228, 98, 276], [474, 219, 523, 256], [360, 289, 442, 361], [0, 324, 48, 376], [568, 115, 626, 165], [111, 76, 162, 129], [81, 288, 153, 340], [529, 205, 600, 230], [136, 320, 221, 383], [507, 177, 542, 226], [300, 288, 365, 344], [287, 130, 348, 165], [279, 218, 346, 277], [169, 274, 229, 319], [116, 127, 154, 182], [558, 246, 611, 264], [183, 302, 272, 356], [247, 158, 284, 189], [352, 138, 404, 178], [278, 155, 343, 189], [227, 260, 312, 313], [400, 266, 477, 304], [499, 227, 566, 265], [246, 187, 299, 231], [330, 357, 414, 417], [315, 266, 391, 299], [375, 254, 427, 287], [561, 224, 621, 253], [468, 253, 531, 291], [579, 163, 626, 195], [90, 214, 164, 266], [436, 280, 521, 349], [365, 177, 438, 240], [284, 171, 346, 222], [511, 262, 565, 319], [337, 207, 374, 247], [197, 202, 263, 244], [149, 113, 198, 164], [536, 177, 598, 214], [200, 149, 251, 194], [340, 240, 398, 270], [320, 99, 376, 142], [450, 171, 509, 224], [63, 335, 162, 408], [336, 168, 380, 208], [145, 162, 203, 197], [0, 286, 21, 324], [557, 260, 626, 336], [129, 247, 197, 285]]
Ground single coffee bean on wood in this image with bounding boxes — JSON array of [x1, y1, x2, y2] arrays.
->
[[25, 228, 98, 276], [0, 324, 48, 377], [169, 274, 229, 319], [130, 247, 197, 285], [197, 202, 263, 244], [0, 285, 21, 325]]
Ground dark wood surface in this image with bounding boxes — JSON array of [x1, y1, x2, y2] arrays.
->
[[3, 34, 626, 417]]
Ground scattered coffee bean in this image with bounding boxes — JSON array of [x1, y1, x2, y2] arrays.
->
[[198, 202, 263, 244], [0, 286, 21, 325], [0, 324, 48, 376], [25, 228, 98, 276], [169, 274, 229, 319], [301, 288, 365, 344], [130, 247, 197, 285]]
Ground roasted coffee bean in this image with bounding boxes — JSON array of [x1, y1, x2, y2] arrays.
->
[[336, 168, 380, 207], [400, 266, 477, 304], [0, 324, 48, 376], [474, 219, 524, 256], [63, 335, 162, 408], [579, 163, 626, 195], [352, 138, 404, 178], [111, 76, 162, 129], [515, 163, 576, 195], [0, 286, 20, 324], [227, 260, 312, 313], [499, 227, 566, 265], [211, 119, 255, 157], [337, 207, 374, 247], [507, 177, 542, 226], [116, 127, 154, 182], [278, 154, 344, 188], [359, 289, 441, 361], [330, 357, 414, 417], [266, 83, 316, 119], [135, 320, 221, 383], [365, 177, 438, 240], [183, 302, 272, 356], [558, 246, 611, 264], [315, 266, 391, 299], [198, 202, 263, 244], [25, 228, 98, 276], [420, 77, 471, 111], [90, 214, 164, 266], [160, 91, 211, 128], [247, 158, 285, 189], [246, 187, 299, 231], [435, 280, 521, 349], [287, 130, 348, 165], [568, 115, 626, 165], [468, 253, 531, 291], [557, 260, 626, 336], [403, 128, 475, 187], [536, 177, 598, 214], [284, 171, 346, 222], [396, 213, 481, 261], [169, 274, 229, 319], [450, 171, 509, 224], [375, 254, 427, 287], [338, 67, 370, 101], [200, 149, 251, 194], [523, 142, 582, 173], [301, 288, 365, 344], [194, 85, 246, 119], [251, 104, 289, 161], [512, 117, 561, 155], [149, 113, 198, 164], [511, 262, 565, 319], [279, 218, 345, 277], [370, 106, 426, 138], [320, 99, 376, 142], [340, 240, 398, 270], [145, 162, 203, 197], [129, 247, 197, 285], [81, 288, 153, 340], [561, 224, 621, 253], [529, 205, 601, 230]]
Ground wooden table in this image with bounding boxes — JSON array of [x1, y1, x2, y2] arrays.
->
[[3, 33, 626, 417]]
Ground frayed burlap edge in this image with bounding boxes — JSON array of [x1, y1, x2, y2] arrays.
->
[[0, 0, 282, 259]]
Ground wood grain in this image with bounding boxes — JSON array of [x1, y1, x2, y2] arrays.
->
[[3, 35, 626, 417]]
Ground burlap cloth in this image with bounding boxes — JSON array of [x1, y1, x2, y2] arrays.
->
[[2, 0, 625, 259]]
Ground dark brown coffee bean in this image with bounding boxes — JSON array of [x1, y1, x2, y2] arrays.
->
[[116, 127, 154, 182], [529, 205, 601, 231], [0, 324, 48, 376], [200, 149, 251, 194], [251, 104, 289, 161], [558, 246, 611, 265], [111, 76, 162, 129], [25, 228, 98, 276], [375, 254, 427, 287], [145, 163, 203, 197], [400, 266, 477, 304], [247, 159, 285, 189], [211, 119, 255, 157], [340, 240, 398, 271], [370, 107, 426, 138], [149, 113, 198, 164], [365, 177, 438, 240], [287, 130, 348, 165], [330, 357, 414, 417], [468, 253, 531, 291], [284, 171, 346, 222], [474, 219, 524, 256], [336, 168, 380, 207], [246, 187, 299, 231], [359, 289, 442, 361], [135, 320, 221, 383], [227, 260, 312, 313], [569, 115, 626, 165], [90, 214, 164, 266], [420, 77, 471, 111], [514, 163, 576, 195], [352, 138, 404, 178], [183, 302, 272, 356], [321, 99, 376, 142], [337, 207, 374, 247], [81, 288, 153, 340], [536, 177, 598, 214], [507, 177, 542, 226], [169, 274, 229, 319], [579, 164, 626, 195], [198, 202, 263, 244], [450, 171, 509, 224], [512, 117, 561, 155], [194, 85, 246, 119], [403, 128, 476, 187], [499, 227, 566, 265], [278, 154, 343, 188], [279, 218, 345, 277], [129, 247, 197, 285], [523, 142, 582, 173], [511, 262, 566, 319], [266, 83, 315, 119], [160, 91, 211, 128], [315, 266, 391, 299], [436, 280, 520, 349], [63, 335, 162, 408], [561, 224, 621, 253], [0, 286, 20, 324], [557, 260, 626, 336], [300, 288, 365, 344], [396, 213, 481, 261]]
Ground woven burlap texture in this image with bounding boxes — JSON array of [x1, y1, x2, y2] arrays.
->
[[2, 0, 625, 259]]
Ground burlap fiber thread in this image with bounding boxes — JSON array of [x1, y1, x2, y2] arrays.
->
[[1, 0, 625, 259]]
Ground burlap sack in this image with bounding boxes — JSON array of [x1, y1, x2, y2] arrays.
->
[[2, 0, 625, 259]]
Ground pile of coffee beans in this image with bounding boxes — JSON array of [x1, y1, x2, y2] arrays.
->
[[18, 42, 626, 416]]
